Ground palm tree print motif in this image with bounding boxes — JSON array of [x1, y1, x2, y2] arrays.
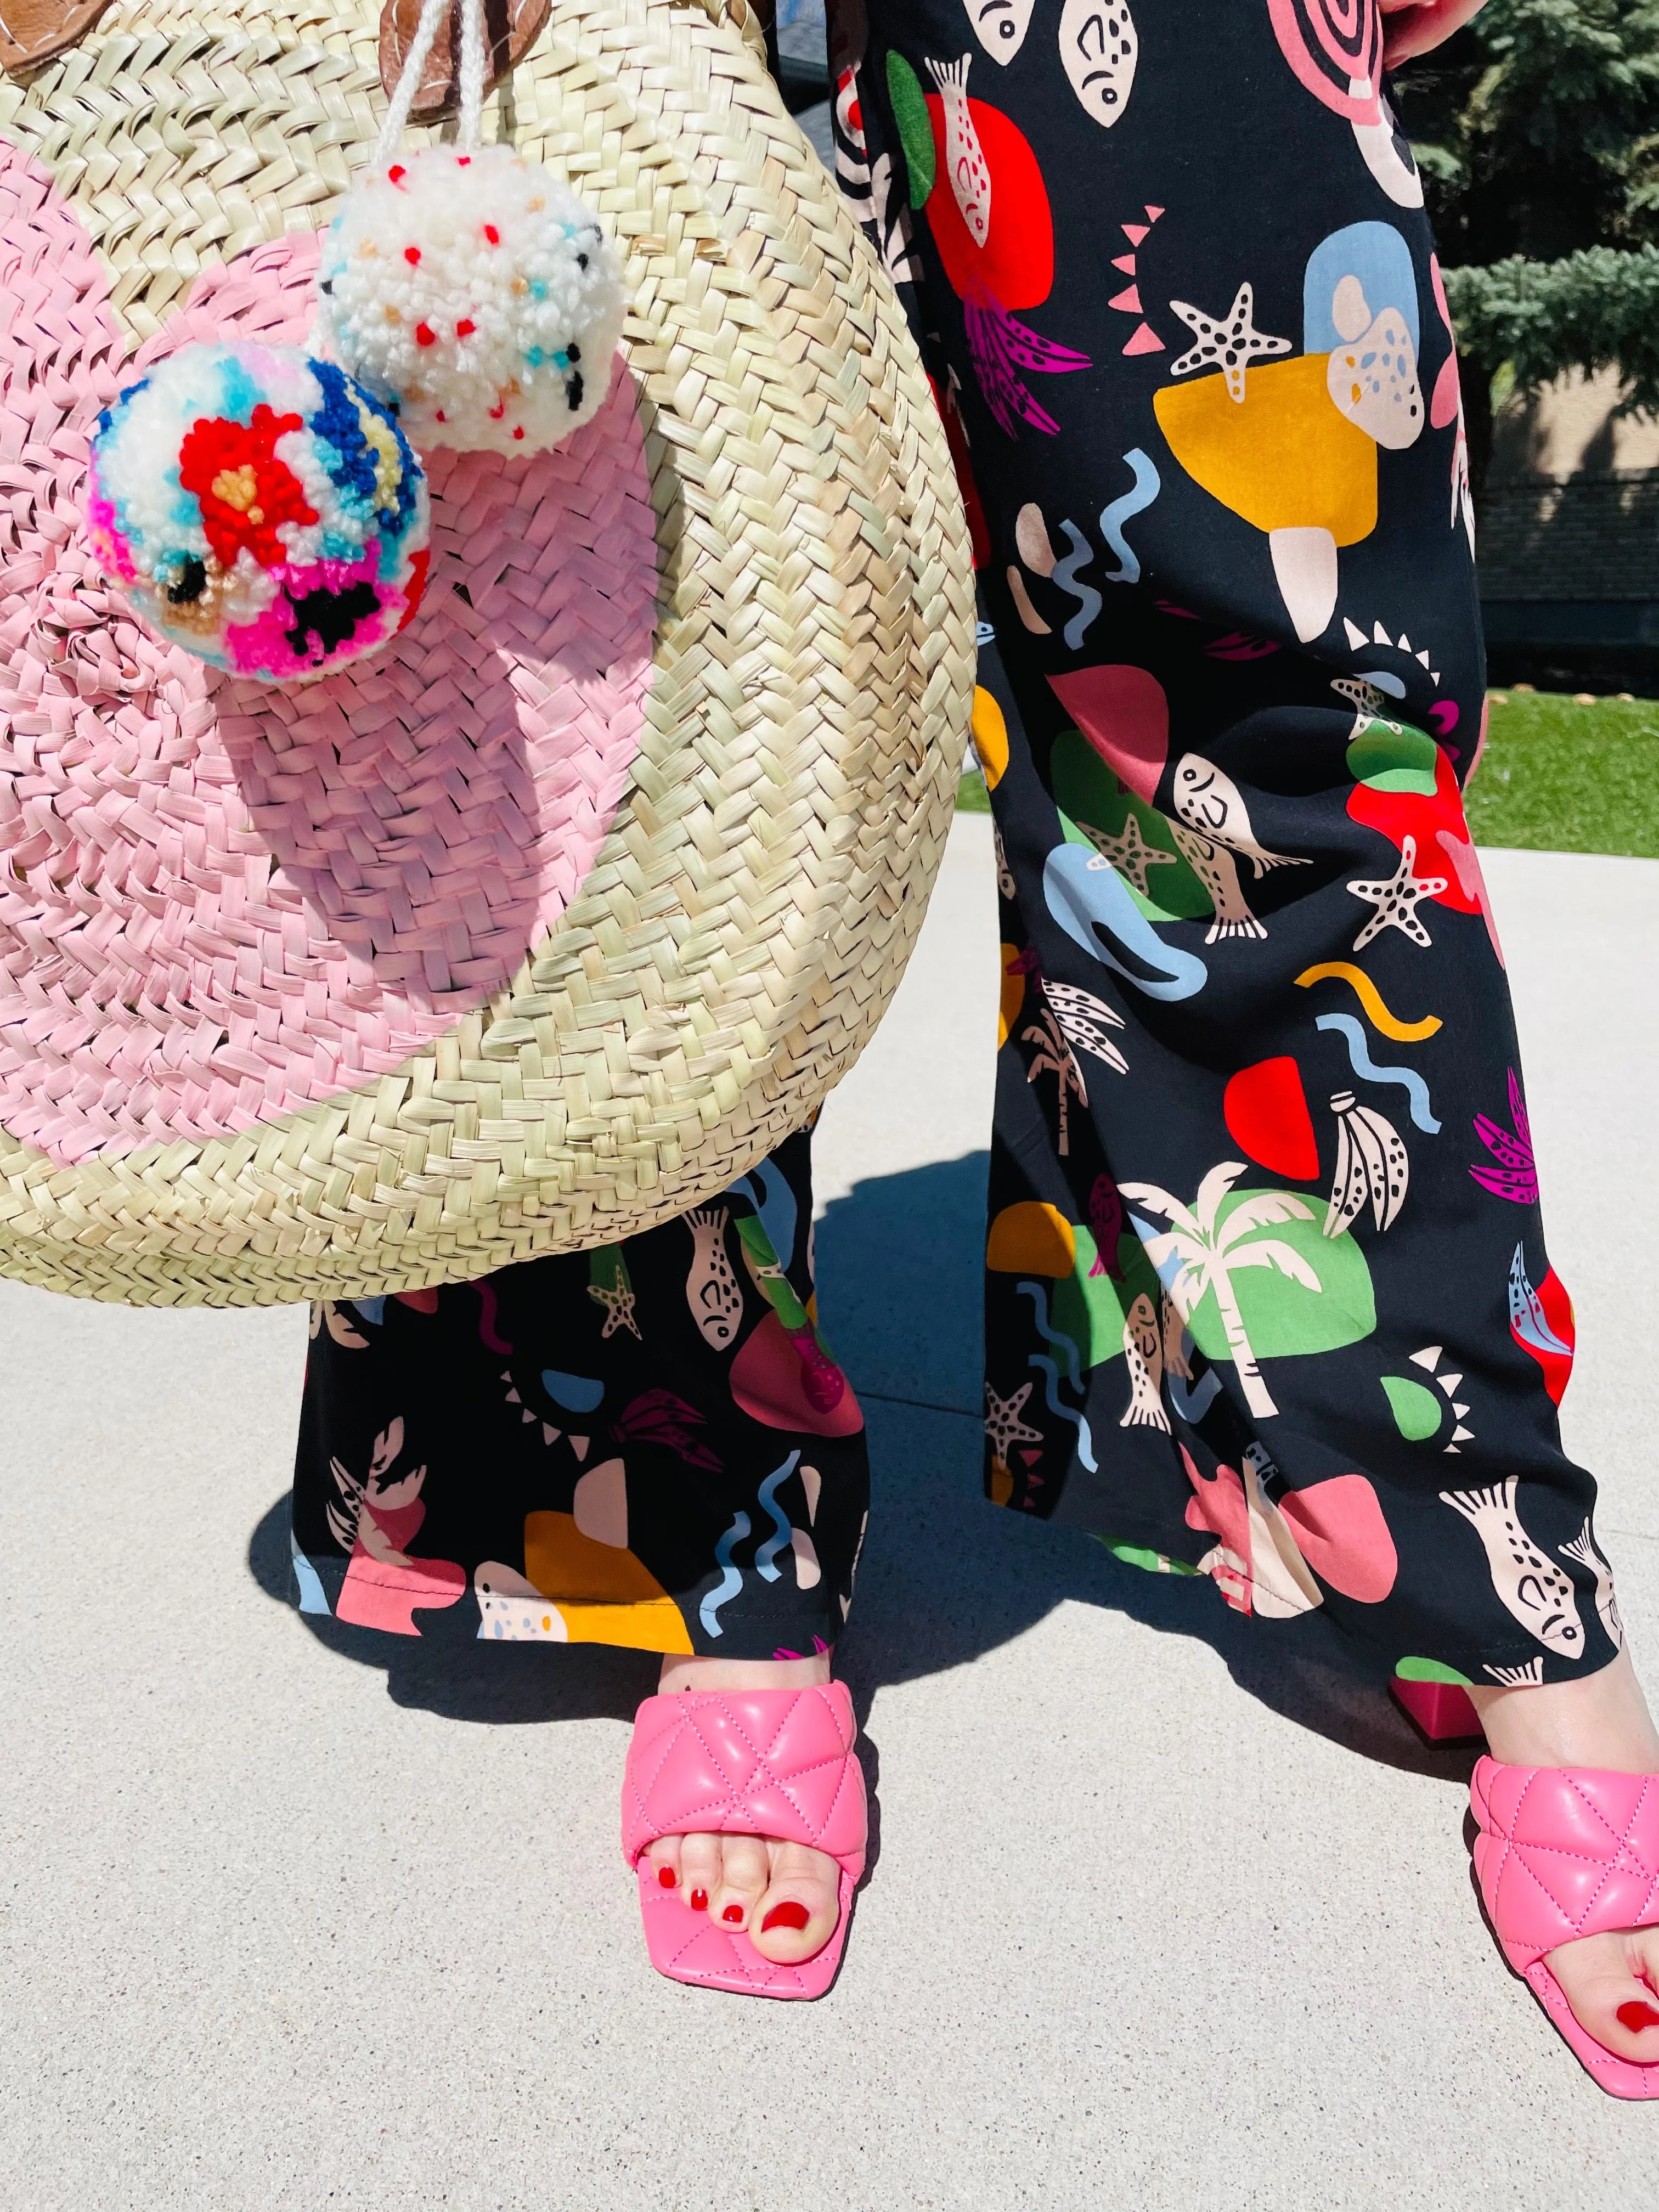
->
[[1022, 1005, 1087, 1154], [1120, 1163, 1321, 1419]]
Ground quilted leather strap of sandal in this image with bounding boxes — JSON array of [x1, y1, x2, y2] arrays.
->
[[622, 1681, 867, 1880], [1471, 1757, 1659, 2098], [622, 1682, 867, 1998]]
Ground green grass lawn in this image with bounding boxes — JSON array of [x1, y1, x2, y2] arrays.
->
[[957, 689, 1659, 858], [1465, 691, 1659, 859]]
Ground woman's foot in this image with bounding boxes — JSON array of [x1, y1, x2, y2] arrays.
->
[[1470, 1649, 1659, 2062], [642, 1651, 844, 1967]]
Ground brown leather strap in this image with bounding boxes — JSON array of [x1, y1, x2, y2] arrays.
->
[[377, 0, 551, 123], [0, 0, 114, 77]]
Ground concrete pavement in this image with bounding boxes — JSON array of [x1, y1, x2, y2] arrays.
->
[[2, 815, 1657, 2209]]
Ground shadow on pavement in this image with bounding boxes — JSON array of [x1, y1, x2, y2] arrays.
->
[[247, 1149, 1474, 1783]]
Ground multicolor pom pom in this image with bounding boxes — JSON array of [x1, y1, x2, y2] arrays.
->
[[87, 343, 430, 684], [313, 143, 628, 456]]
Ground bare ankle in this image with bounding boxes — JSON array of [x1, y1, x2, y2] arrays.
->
[[658, 1650, 832, 1695], [1468, 1649, 1659, 1772]]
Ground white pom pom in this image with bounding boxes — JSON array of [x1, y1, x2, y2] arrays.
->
[[315, 144, 628, 457]]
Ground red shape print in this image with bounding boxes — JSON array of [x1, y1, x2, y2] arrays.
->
[[930, 372, 991, 568], [336, 1494, 465, 1634], [1516, 1265, 1576, 1407], [394, 1286, 440, 1313], [1348, 747, 1484, 919], [923, 96, 1054, 311], [1278, 1475, 1398, 1604], [730, 1312, 865, 1437], [1182, 1447, 1250, 1556], [1046, 664, 1169, 804], [1223, 1057, 1319, 1180]]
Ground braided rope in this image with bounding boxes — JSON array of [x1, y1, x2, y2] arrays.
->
[[0, 0, 974, 1305]]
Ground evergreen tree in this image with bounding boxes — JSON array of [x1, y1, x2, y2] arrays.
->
[[1391, 0, 1659, 488]]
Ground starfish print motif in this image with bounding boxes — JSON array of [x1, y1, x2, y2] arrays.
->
[[1167, 282, 1291, 402], [985, 1380, 1043, 1459], [1079, 814, 1177, 896], [1345, 833, 1449, 951], [588, 1280, 641, 1340]]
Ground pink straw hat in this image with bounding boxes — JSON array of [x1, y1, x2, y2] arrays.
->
[[0, 0, 973, 1304]]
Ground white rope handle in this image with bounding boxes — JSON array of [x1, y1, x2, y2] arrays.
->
[[374, 0, 487, 166]]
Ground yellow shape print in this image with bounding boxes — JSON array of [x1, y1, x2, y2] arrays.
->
[[972, 687, 1010, 789], [523, 1511, 694, 1654], [1153, 356, 1376, 544], [1295, 961, 1442, 1042], [987, 1200, 1075, 1277]]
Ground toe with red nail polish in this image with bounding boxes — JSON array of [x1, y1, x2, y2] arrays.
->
[[721, 1903, 744, 1925], [689, 1887, 708, 1912], [657, 1865, 676, 1888], [1617, 1998, 1659, 2032], [761, 1900, 811, 1933]]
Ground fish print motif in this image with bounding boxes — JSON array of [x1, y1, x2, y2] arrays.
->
[[1166, 821, 1266, 942], [684, 1206, 743, 1350], [964, 0, 1035, 64], [1088, 1169, 1125, 1277], [1560, 1519, 1623, 1650], [1440, 1476, 1585, 1658], [929, 54, 992, 247], [1119, 1290, 1169, 1429], [1058, 0, 1139, 129], [1171, 755, 1309, 876]]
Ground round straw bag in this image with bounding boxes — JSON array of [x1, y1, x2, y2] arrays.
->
[[0, 0, 973, 1305]]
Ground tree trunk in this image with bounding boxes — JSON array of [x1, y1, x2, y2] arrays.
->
[[1211, 1267, 1278, 1419], [1462, 349, 1496, 513]]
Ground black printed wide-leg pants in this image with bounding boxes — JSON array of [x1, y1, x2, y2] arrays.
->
[[832, 0, 1619, 1685]]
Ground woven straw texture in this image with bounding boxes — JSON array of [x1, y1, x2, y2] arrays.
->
[[0, 0, 973, 1305]]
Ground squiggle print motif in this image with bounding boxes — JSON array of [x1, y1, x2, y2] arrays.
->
[[1169, 1364, 1223, 1423], [754, 1452, 801, 1582], [699, 1510, 751, 1636], [1052, 520, 1102, 649], [1099, 448, 1160, 584], [1030, 1353, 1098, 1471], [1017, 1280, 1097, 1471], [1295, 961, 1441, 1041], [1316, 1012, 1440, 1132], [1018, 1278, 1084, 1389]]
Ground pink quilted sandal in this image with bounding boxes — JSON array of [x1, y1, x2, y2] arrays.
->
[[1470, 1758, 1659, 2098], [620, 1683, 868, 1999]]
